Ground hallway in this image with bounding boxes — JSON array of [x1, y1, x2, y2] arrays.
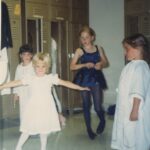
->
[[0, 113, 113, 150]]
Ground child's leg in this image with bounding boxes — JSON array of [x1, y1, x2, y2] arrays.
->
[[52, 87, 66, 128], [40, 134, 48, 150], [52, 86, 62, 113], [16, 133, 29, 150], [91, 84, 105, 134], [81, 90, 97, 140], [59, 114, 66, 128]]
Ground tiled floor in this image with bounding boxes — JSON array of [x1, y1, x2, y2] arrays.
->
[[0, 113, 114, 150]]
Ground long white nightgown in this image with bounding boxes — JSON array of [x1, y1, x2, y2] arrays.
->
[[111, 60, 150, 150], [14, 62, 35, 121], [20, 74, 61, 135], [51, 38, 62, 113]]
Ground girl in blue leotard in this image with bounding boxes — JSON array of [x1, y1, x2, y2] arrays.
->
[[70, 26, 109, 140]]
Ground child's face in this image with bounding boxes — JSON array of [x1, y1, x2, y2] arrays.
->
[[34, 60, 47, 77], [80, 31, 94, 47], [20, 52, 32, 65], [123, 43, 139, 61]]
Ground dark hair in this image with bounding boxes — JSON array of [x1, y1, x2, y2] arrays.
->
[[122, 33, 150, 63], [79, 26, 96, 41], [19, 44, 33, 54]]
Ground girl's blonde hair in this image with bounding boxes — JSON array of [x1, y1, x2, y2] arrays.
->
[[32, 52, 51, 73]]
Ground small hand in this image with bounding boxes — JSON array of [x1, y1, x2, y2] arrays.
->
[[130, 110, 138, 121], [94, 62, 103, 70], [85, 63, 95, 69], [82, 87, 90, 91]]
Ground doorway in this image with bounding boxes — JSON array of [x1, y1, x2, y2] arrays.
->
[[27, 18, 42, 53]]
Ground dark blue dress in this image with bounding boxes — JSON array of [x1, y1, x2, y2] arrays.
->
[[73, 46, 107, 89]]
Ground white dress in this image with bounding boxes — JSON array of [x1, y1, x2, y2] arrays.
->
[[111, 60, 150, 150], [136, 82, 150, 150], [13, 62, 35, 121], [20, 74, 61, 135]]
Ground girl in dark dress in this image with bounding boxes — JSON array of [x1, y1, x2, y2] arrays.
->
[[70, 26, 109, 140]]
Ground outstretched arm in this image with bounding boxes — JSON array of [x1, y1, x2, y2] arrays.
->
[[0, 80, 22, 90], [58, 79, 89, 91]]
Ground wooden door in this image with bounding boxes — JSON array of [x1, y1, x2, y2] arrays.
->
[[68, 23, 84, 113]]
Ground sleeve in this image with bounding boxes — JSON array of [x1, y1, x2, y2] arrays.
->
[[13, 66, 19, 94], [129, 65, 146, 102], [21, 75, 32, 85], [49, 74, 60, 85]]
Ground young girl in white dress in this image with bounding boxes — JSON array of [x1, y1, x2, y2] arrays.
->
[[0, 52, 89, 150], [111, 33, 150, 150], [13, 44, 35, 123]]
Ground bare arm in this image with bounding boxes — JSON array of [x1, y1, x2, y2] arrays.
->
[[58, 79, 89, 91], [0, 80, 22, 90], [95, 46, 109, 70], [70, 48, 95, 71], [130, 97, 141, 121]]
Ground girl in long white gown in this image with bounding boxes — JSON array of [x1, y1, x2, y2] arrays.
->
[[51, 38, 66, 127], [0, 52, 89, 150], [111, 33, 150, 150], [13, 44, 35, 123]]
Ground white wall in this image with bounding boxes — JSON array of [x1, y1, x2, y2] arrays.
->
[[89, 0, 124, 107]]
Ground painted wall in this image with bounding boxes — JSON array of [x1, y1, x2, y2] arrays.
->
[[89, 0, 124, 108]]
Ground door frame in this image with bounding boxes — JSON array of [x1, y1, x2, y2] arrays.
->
[[26, 16, 43, 53]]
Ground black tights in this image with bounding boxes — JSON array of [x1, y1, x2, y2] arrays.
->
[[81, 84, 105, 130]]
